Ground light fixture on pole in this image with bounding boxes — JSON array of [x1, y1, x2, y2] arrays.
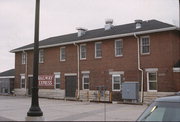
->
[[26, 0, 44, 120]]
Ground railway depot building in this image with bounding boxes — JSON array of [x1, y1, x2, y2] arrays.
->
[[11, 19, 180, 103]]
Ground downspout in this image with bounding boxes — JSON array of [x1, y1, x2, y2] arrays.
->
[[23, 50, 28, 96], [74, 43, 80, 99], [134, 33, 144, 103]]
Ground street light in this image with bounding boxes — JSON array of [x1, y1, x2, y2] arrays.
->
[[27, 0, 43, 118]]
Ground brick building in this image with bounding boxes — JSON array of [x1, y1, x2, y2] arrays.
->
[[11, 19, 180, 103]]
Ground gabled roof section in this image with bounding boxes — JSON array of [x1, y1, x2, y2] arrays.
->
[[0, 69, 15, 78], [11, 19, 177, 53]]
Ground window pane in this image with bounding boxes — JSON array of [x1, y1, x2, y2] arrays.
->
[[56, 78, 60, 83], [84, 78, 89, 83], [114, 76, 120, 83], [56, 84, 60, 88], [95, 43, 102, 57], [84, 84, 89, 89], [149, 73, 156, 80], [60, 47, 65, 60], [149, 82, 157, 90], [114, 84, 120, 90], [21, 79, 25, 88], [141, 37, 150, 54]]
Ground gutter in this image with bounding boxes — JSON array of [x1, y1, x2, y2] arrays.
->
[[73, 43, 80, 100], [134, 33, 144, 103], [10, 27, 177, 53]]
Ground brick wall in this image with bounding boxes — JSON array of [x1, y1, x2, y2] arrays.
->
[[14, 31, 180, 94]]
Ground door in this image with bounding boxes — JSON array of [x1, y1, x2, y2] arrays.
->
[[28, 77, 33, 95], [65, 76, 77, 97]]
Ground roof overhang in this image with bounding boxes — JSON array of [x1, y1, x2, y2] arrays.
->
[[10, 26, 177, 53]]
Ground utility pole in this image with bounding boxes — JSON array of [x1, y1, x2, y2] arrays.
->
[[26, 0, 44, 121]]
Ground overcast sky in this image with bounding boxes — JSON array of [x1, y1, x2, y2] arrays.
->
[[0, 0, 179, 72]]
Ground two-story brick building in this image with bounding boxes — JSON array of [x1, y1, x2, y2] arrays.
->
[[11, 19, 180, 103]]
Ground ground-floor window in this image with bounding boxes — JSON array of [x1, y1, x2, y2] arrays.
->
[[82, 74, 89, 90], [54, 72, 60, 89], [147, 72, 157, 92], [20, 74, 25, 88], [112, 74, 121, 91]]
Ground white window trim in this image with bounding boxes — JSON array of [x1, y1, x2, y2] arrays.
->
[[173, 68, 180, 72], [95, 42, 102, 59], [81, 71, 90, 74], [60, 47, 66, 61], [20, 74, 25, 89], [145, 68, 158, 72], [39, 49, 44, 63], [64, 73, 77, 76], [109, 71, 124, 75], [112, 74, 121, 91], [140, 36, 150, 55], [82, 74, 89, 90], [54, 72, 60, 89], [115, 39, 123, 57], [147, 72, 157, 92], [80, 44, 86, 60]]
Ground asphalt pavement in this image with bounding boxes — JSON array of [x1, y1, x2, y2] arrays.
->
[[0, 95, 146, 121]]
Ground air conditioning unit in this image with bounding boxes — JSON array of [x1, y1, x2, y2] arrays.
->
[[122, 82, 139, 103]]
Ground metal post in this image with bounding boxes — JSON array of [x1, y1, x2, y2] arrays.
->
[[27, 0, 43, 117]]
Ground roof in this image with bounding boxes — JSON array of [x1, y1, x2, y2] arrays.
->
[[155, 96, 180, 103], [11, 19, 178, 53], [0, 69, 15, 78]]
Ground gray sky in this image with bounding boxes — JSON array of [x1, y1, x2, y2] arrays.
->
[[0, 0, 179, 72]]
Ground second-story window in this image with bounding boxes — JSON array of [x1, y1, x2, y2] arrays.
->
[[95, 42, 102, 58], [141, 36, 150, 54], [60, 47, 66, 61], [115, 39, 123, 57], [80, 44, 86, 60], [39, 49, 44, 63], [22, 52, 27, 64]]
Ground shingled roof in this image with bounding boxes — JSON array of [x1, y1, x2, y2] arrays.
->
[[11, 19, 177, 53], [0, 69, 15, 78]]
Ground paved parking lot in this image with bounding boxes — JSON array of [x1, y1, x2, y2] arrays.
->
[[0, 95, 146, 121]]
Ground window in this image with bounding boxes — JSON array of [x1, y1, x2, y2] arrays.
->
[[20, 74, 25, 88], [115, 39, 123, 56], [147, 72, 157, 91], [54, 72, 60, 89], [112, 75, 121, 91], [39, 49, 44, 63], [141, 36, 150, 54], [22, 52, 26, 64], [95, 42, 102, 58], [80, 44, 86, 60], [60, 47, 66, 61], [82, 74, 89, 90]]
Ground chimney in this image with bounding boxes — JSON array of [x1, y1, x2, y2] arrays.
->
[[105, 19, 113, 30], [76, 27, 87, 37], [135, 19, 143, 29]]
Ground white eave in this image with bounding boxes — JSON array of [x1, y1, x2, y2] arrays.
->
[[10, 27, 177, 53]]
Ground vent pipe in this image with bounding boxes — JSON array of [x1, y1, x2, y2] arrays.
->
[[105, 19, 113, 30], [76, 27, 87, 37], [135, 20, 143, 29]]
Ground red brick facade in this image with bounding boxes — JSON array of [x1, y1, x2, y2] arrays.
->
[[14, 30, 180, 95]]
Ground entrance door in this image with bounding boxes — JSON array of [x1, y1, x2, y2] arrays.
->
[[65, 76, 77, 97], [28, 77, 33, 95]]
